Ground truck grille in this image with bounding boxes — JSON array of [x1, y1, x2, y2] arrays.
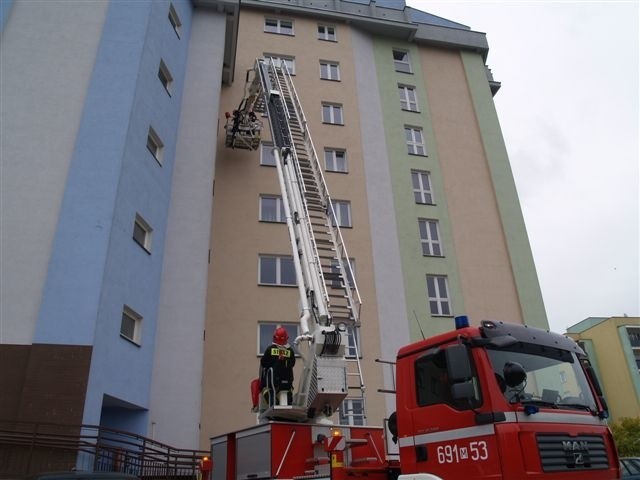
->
[[537, 434, 609, 472]]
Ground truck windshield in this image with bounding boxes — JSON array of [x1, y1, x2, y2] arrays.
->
[[486, 344, 597, 412]]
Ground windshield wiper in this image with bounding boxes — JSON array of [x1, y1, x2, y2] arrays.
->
[[557, 402, 595, 413], [519, 399, 559, 409]]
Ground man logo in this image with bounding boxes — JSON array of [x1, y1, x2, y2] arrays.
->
[[573, 453, 585, 465], [563, 440, 589, 451]]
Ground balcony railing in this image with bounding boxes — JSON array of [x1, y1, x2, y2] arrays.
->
[[0, 420, 207, 479]]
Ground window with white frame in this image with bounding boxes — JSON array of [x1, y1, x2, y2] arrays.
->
[[399, 84, 419, 112], [318, 24, 336, 41], [322, 103, 343, 125], [147, 126, 164, 164], [320, 61, 340, 81], [324, 148, 347, 172], [330, 258, 355, 289], [412, 170, 434, 204], [133, 214, 152, 253], [339, 398, 365, 426], [264, 18, 294, 35], [264, 54, 296, 75], [345, 325, 361, 359], [168, 3, 181, 38], [393, 49, 412, 73], [158, 59, 173, 95], [258, 322, 300, 355], [259, 255, 296, 286], [120, 305, 142, 345], [418, 219, 442, 257], [260, 195, 286, 223], [331, 200, 352, 227], [405, 126, 426, 156], [426, 275, 451, 316], [260, 142, 276, 166]]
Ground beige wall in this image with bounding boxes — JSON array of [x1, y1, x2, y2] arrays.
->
[[201, 10, 385, 445], [419, 47, 524, 325]]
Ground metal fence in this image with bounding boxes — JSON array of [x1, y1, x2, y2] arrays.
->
[[0, 420, 208, 479]]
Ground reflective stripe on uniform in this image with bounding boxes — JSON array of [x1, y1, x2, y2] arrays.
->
[[271, 347, 291, 357]]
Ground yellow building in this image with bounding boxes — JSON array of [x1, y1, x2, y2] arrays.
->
[[567, 316, 640, 422]]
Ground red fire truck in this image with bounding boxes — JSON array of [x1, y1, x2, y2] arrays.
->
[[216, 59, 620, 479], [210, 317, 619, 480]]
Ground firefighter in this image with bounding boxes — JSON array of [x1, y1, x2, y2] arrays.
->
[[260, 326, 296, 407]]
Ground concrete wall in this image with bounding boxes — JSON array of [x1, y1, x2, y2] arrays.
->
[[0, 0, 108, 344], [77, 0, 194, 430], [149, 7, 226, 449], [352, 29, 410, 411], [420, 46, 523, 325], [461, 51, 548, 329], [201, 8, 386, 442], [372, 37, 465, 339], [2, 0, 195, 435], [568, 317, 640, 422]]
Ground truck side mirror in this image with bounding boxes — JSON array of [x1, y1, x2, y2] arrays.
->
[[451, 380, 475, 401], [445, 344, 472, 381]]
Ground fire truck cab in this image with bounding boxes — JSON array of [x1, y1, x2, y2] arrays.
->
[[393, 318, 620, 479]]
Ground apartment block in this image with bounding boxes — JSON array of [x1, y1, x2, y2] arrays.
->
[[567, 316, 640, 422], [0, 0, 546, 450]]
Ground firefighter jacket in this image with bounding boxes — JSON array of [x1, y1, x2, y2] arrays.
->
[[260, 343, 296, 390]]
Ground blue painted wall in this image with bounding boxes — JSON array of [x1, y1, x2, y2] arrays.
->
[[35, 0, 193, 434], [0, 0, 13, 32]]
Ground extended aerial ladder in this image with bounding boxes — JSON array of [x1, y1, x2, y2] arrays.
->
[[224, 59, 365, 423]]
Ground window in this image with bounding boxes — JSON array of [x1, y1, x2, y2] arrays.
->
[[120, 305, 142, 345], [260, 142, 276, 166], [426, 275, 451, 316], [345, 325, 360, 358], [324, 148, 347, 172], [339, 398, 365, 426], [322, 103, 343, 125], [258, 323, 299, 355], [412, 170, 434, 204], [330, 258, 355, 289], [168, 3, 181, 37], [264, 18, 294, 35], [320, 61, 340, 81], [330, 200, 351, 227], [158, 59, 173, 95], [133, 214, 152, 252], [147, 126, 164, 164], [415, 347, 480, 409], [264, 54, 296, 75], [399, 85, 418, 112], [418, 219, 442, 256], [259, 255, 296, 286], [318, 24, 336, 41], [260, 195, 286, 223], [393, 49, 412, 73], [405, 126, 426, 156]]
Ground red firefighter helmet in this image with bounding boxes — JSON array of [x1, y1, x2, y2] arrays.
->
[[273, 326, 289, 345]]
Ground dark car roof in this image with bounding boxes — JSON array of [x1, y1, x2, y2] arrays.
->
[[33, 472, 139, 480], [620, 457, 640, 479]]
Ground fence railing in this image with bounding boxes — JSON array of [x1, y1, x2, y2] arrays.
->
[[0, 420, 208, 479]]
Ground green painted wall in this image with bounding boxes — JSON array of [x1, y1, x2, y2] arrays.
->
[[372, 37, 465, 341]]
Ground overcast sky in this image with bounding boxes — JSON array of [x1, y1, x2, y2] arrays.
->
[[406, 0, 639, 333]]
